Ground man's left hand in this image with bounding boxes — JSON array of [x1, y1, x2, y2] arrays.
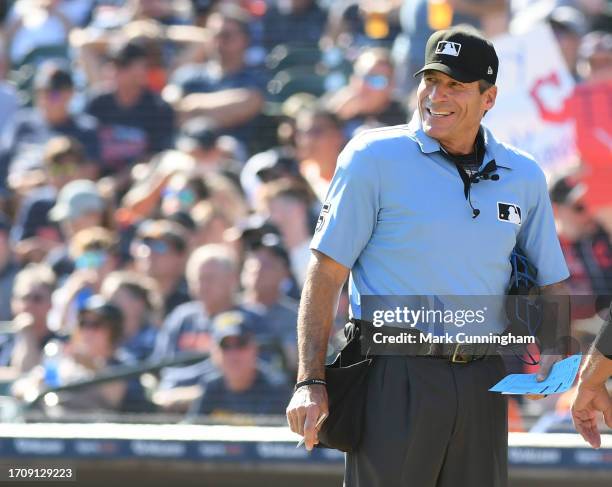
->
[[526, 351, 562, 401]]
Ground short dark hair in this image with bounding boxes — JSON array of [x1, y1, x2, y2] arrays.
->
[[108, 39, 147, 68], [297, 106, 344, 131], [478, 79, 494, 94]]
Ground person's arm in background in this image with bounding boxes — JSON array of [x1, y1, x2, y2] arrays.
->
[[571, 306, 612, 448], [451, 0, 508, 37], [44, 0, 76, 35], [286, 250, 349, 450], [169, 88, 264, 128]]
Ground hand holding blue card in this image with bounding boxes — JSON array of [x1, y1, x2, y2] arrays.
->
[[489, 354, 582, 395]]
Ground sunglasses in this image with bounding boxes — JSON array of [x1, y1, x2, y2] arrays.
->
[[162, 188, 197, 207], [139, 238, 171, 255], [19, 293, 48, 304], [299, 125, 338, 137], [219, 335, 251, 351], [48, 162, 78, 178], [362, 74, 390, 90], [75, 251, 108, 270], [78, 318, 105, 330]]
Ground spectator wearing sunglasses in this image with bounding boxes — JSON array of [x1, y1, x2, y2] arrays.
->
[[101, 271, 162, 363], [189, 310, 290, 418], [12, 295, 127, 413], [131, 219, 190, 315], [325, 48, 407, 138], [550, 174, 612, 318], [151, 245, 268, 410], [11, 137, 101, 258], [49, 227, 121, 335], [43, 180, 108, 279], [0, 264, 57, 374], [160, 171, 210, 218]]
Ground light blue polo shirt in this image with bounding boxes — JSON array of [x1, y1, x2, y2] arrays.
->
[[310, 112, 569, 332]]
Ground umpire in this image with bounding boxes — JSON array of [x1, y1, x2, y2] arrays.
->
[[286, 26, 570, 487]]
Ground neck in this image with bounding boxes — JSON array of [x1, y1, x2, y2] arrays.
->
[[115, 86, 142, 107], [225, 367, 257, 392], [245, 288, 279, 307], [206, 299, 235, 317], [219, 58, 244, 76], [45, 111, 69, 126], [439, 129, 479, 156], [157, 275, 181, 297]]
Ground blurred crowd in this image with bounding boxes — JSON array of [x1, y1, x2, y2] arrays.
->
[[0, 0, 610, 430]]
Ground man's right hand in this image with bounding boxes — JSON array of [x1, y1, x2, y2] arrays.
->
[[286, 384, 329, 451]]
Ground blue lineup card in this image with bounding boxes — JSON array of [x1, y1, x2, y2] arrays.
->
[[489, 354, 582, 395]]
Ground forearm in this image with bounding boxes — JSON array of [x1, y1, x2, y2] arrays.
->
[[450, 0, 506, 17], [538, 280, 571, 352], [297, 252, 348, 382], [177, 90, 263, 128], [580, 348, 612, 388]]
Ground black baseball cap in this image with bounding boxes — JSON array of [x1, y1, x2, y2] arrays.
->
[[108, 39, 147, 67], [34, 60, 73, 91], [549, 175, 586, 205], [249, 232, 291, 269], [414, 27, 499, 84], [176, 117, 219, 152]]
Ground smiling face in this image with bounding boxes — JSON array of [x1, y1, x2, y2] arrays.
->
[[417, 70, 497, 154]]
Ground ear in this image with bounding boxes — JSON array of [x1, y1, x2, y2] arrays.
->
[[483, 85, 497, 111]]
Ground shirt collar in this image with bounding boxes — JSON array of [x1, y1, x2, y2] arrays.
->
[[408, 111, 440, 154], [408, 111, 502, 168]]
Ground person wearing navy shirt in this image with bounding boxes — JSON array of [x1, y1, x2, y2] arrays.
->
[[0, 61, 100, 195], [189, 310, 291, 418], [164, 7, 265, 146], [85, 40, 174, 183], [287, 27, 570, 487]]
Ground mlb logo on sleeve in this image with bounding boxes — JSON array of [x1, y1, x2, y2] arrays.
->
[[435, 41, 461, 56], [497, 202, 522, 225]]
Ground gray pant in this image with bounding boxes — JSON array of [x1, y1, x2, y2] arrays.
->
[[345, 355, 508, 487]]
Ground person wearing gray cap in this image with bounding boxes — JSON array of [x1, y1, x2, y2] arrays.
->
[[49, 180, 106, 238]]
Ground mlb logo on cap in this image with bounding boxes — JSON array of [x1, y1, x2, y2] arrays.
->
[[435, 41, 462, 56], [414, 27, 499, 84]]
